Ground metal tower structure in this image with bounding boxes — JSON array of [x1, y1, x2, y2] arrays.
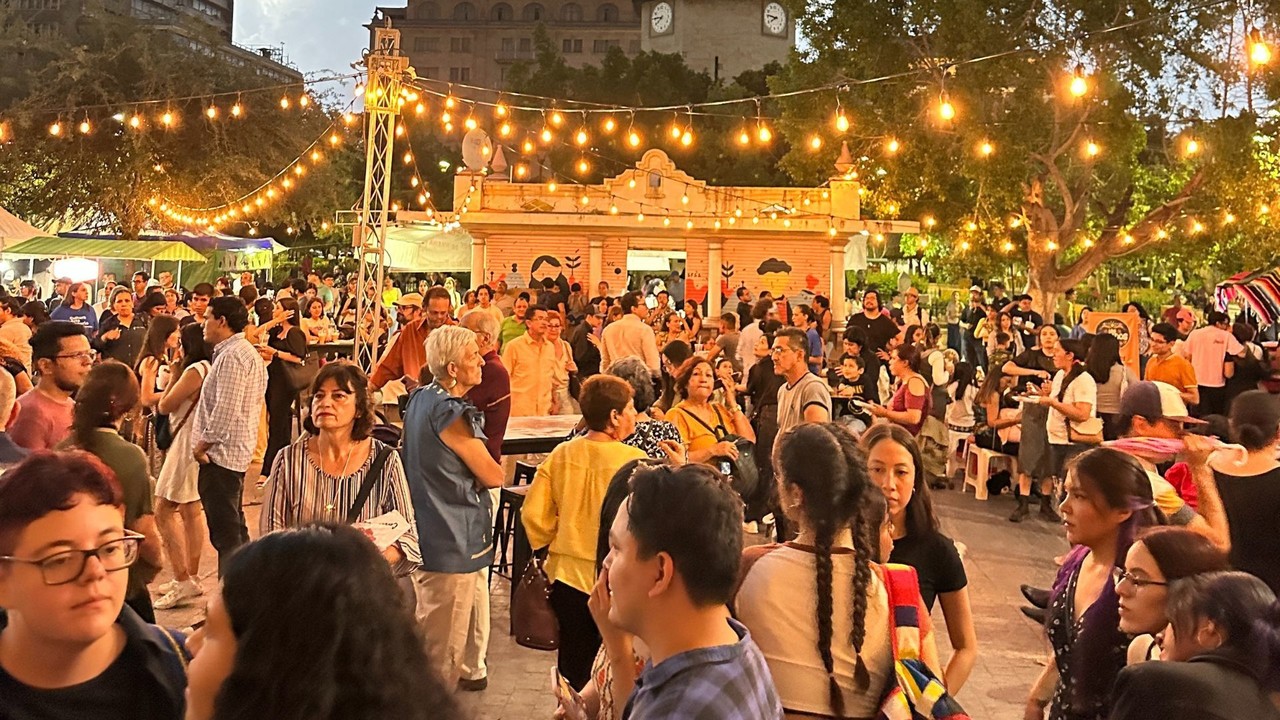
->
[[354, 23, 411, 372]]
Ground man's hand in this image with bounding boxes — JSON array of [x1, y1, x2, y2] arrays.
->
[[193, 440, 211, 465]]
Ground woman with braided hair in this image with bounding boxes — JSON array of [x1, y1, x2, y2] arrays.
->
[[734, 423, 941, 717]]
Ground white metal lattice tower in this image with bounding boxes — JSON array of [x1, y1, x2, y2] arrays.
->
[[354, 23, 411, 372]]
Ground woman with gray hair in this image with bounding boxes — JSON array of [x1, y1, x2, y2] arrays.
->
[[401, 324, 505, 683], [608, 356, 683, 459]]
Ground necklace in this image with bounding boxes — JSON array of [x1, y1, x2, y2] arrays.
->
[[319, 437, 359, 513]]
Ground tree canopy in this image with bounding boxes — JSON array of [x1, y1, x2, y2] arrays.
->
[[773, 0, 1280, 310], [0, 8, 361, 241]]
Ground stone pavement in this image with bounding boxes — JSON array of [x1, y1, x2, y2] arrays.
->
[[156, 484, 1066, 719]]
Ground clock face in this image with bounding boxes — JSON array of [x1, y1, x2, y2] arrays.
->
[[651, 1, 673, 34], [763, 1, 786, 35]]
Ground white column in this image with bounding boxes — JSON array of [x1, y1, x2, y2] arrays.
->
[[830, 237, 847, 329], [470, 231, 487, 286], [707, 238, 723, 318], [588, 235, 604, 292]]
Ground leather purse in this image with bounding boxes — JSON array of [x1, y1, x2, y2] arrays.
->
[[511, 554, 560, 651]]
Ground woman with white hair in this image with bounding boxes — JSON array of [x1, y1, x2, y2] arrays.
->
[[401, 324, 505, 684]]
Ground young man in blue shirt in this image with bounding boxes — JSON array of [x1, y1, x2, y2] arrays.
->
[[602, 464, 783, 720]]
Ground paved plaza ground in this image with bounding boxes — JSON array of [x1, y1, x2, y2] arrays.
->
[[157, 480, 1066, 719]]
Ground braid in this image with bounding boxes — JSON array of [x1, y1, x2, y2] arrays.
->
[[812, 523, 846, 718], [848, 497, 875, 692]]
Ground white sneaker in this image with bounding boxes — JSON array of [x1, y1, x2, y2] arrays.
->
[[154, 579, 203, 610], [154, 579, 180, 596]]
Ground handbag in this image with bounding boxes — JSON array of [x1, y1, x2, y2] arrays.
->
[[282, 356, 320, 393], [511, 554, 560, 651], [153, 400, 196, 451], [877, 563, 972, 720], [675, 405, 759, 503]]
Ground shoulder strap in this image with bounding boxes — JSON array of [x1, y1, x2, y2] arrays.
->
[[149, 625, 191, 689], [346, 443, 393, 524], [675, 405, 720, 437], [878, 563, 926, 663]]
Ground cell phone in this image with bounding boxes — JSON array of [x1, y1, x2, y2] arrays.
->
[[719, 461, 732, 476], [552, 667, 587, 720]]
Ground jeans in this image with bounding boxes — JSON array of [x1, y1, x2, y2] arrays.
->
[[198, 461, 250, 576]]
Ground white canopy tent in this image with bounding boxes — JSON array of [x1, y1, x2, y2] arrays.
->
[[0, 206, 50, 257], [382, 224, 473, 273]]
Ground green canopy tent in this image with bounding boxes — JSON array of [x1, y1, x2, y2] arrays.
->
[[1, 237, 206, 262]]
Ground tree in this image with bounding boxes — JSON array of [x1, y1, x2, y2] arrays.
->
[[774, 0, 1280, 315], [0, 8, 361, 241]]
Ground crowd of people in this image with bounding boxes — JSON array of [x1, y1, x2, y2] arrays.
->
[[0, 268, 1277, 720]]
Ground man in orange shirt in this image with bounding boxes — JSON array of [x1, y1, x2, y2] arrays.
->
[[370, 287, 453, 390], [501, 306, 557, 416], [1144, 322, 1199, 406]]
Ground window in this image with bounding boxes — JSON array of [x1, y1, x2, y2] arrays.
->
[[501, 37, 514, 51], [561, 38, 583, 53], [519, 37, 532, 51], [451, 2, 476, 20], [422, 66, 440, 79], [521, 3, 543, 21], [449, 67, 471, 81], [413, 36, 441, 52], [593, 38, 619, 53], [596, 3, 618, 21], [412, 0, 440, 19], [490, 2, 513, 20], [561, 2, 582, 21], [450, 36, 472, 52]]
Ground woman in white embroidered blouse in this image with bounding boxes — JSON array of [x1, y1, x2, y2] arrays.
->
[[260, 361, 420, 574]]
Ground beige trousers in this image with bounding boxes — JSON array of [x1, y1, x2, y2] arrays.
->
[[459, 487, 501, 681], [413, 568, 483, 683]]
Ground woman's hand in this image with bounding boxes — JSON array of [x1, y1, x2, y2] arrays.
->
[[867, 403, 888, 418], [713, 440, 740, 459], [657, 439, 687, 465], [1023, 699, 1047, 720], [102, 328, 121, 341]]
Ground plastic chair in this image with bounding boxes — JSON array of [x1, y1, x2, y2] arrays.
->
[[963, 441, 1018, 501]]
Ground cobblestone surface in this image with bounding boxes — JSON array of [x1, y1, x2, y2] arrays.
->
[[156, 480, 1065, 719]]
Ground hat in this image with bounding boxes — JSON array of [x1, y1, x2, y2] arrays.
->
[[969, 285, 983, 293], [395, 293, 423, 308], [1119, 381, 1205, 424]]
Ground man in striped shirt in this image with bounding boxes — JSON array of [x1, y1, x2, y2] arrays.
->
[[194, 296, 268, 575]]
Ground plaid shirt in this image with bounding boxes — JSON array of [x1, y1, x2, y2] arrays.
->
[[623, 618, 783, 720], [195, 333, 267, 472]]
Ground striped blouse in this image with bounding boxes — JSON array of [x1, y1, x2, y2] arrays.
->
[[260, 436, 422, 573]]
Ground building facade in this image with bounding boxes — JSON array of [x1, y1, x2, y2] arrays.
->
[[639, 0, 795, 81], [8, 0, 301, 83], [369, 0, 643, 87]]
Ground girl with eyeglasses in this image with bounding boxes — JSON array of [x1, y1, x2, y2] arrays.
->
[[1114, 526, 1228, 665]]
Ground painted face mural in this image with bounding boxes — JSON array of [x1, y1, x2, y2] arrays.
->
[[757, 257, 793, 298]]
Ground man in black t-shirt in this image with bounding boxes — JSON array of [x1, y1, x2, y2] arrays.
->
[[734, 286, 753, 331], [1008, 294, 1043, 350], [989, 282, 1012, 312], [846, 288, 900, 354], [959, 286, 988, 368], [0, 453, 189, 719]]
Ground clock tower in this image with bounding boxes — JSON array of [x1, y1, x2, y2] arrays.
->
[[639, 0, 795, 81]]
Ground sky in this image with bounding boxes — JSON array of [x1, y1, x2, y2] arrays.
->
[[233, 0, 384, 77]]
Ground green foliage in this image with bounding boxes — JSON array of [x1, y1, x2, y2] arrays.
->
[[774, 0, 1280, 301], [0, 9, 361, 240]]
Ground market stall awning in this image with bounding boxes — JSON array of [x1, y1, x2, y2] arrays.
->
[[0, 207, 52, 255], [2, 237, 207, 262], [1215, 264, 1280, 323], [384, 225, 472, 273]]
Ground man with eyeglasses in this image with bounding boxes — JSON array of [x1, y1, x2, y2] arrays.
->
[[370, 287, 454, 392], [0, 452, 190, 718], [772, 327, 831, 437], [11, 322, 92, 451]]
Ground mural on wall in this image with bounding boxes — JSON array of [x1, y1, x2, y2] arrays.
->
[[530, 254, 572, 298], [721, 263, 736, 303], [757, 257, 821, 310]]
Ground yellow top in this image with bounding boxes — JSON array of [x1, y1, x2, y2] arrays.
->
[[521, 436, 647, 594], [669, 401, 734, 455]]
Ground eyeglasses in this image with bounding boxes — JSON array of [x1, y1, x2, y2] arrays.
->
[[0, 532, 144, 585], [54, 350, 97, 363], [1112, 567, 1168, 589]]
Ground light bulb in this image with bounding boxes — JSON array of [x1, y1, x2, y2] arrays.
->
[[515, 164, 528, 178], [1262, 203, 1271, 216], [628, 131, 641, 148], [960, 241, 971, 251], [550, 111, 564, 126], [48, 122, 61, 136], [835, 112, 850, 133], [280, 96, 290, 110], [808, 135, 823, 151], [603, 117, 616, 133], [311, 150, 322, 162], [938, 97, 955, 121], [1002, 240, 1015, 252], [329, 133, 341, 146], [580, 194, 590, 206], [663, 217, 671, 227], [737, 129, 751, 146], [681, 195, 689, 205], [205, 106, 218, 119], [161, 112, 174, 127], [78, 120, 91, 134], [1184, 138, 1200, 155], [923, 216, 937, 228], [403, 151, 414, 165], [886, 138, 900, 153], [464, 117, 478, 130], [416, 103, 426, 116], [757, 124, 772, 143], [670, 123, 683, 139], [979, 140, 994, 156], [299, 94, 310, 108], [1069, 65, 1088, 98], [230, 104, 242, 118], [440, 111, 452, 124], [1250, 30, 1272, 66], [495, 103, 508, 117], [1122, 233, 1135, 244], [541, 128, 553, 143], [637, 212, 645, 222], [522, 140, 535, 153], [1084, 140, 1100, 158], [499, 123, 512, 137], [686, 219, 694, 230], [680, 130, 693, 147], [548, 181, 558, 192], [575, 129, 589, 145], [610, 205, 618, 214], [628, 178, 637, 189], [577, 158, 590, 173], [445, 96, 456, 109]]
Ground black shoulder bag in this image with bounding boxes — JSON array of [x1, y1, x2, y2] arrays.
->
[[677, 405, 759, 505], [346, 444, 395, 523]]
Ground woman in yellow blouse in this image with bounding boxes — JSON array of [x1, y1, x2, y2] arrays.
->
[[522, 375, 649, 690], [669, 357, 756, 467]]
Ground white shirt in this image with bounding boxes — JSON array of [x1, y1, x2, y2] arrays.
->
[[738, 321, 764, 374], [1047, 369, 1097, 445]]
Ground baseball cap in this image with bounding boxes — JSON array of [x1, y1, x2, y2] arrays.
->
[[969, 285, 983, 293], [1119, 381, 1205, 424], [395, 293, 423, 308]]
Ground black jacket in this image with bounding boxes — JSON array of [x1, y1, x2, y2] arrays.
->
[[1110, 652, 1280, 720]]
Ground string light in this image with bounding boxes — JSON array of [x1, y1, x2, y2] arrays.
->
[[937, 93, 955, 122], [279, 96, 290, 110], [495, 102, 508, 117], [464, 116, 478, 131], [78, 119, 91, 135], [1122, 233, 1135, 244], [886, 138, 900, 154], [835, 110, 850, 133], [628, 130, 642, 148], [230, 103, 242, 118], [161, 111, 174, 127], [1084, 139, 1100, 158], [514, 164, 528, 179], [1249, 28, 1272, 66], [757, 123, 773, 144], [576, 158, 591, 174], [299, 94, 310, 108], [1069, 64, 1089, 98], [602, 116, 617, 133], [1002, 240, 1015, 252], [547, 181, 558, 192], [48, 121, 61, 137], [415, 102, 426, 116], [522, 139, 535, 153], [499, 122, 512, 137], [550, 110, 564, 127], [575, 128, 589, 146], [1183, 138, 1201, 156], [540, 127, 554, 143], [205, 105, 218, 119], [680, 130, 693, 147], [808, 135, 824, 151], [978, 140, 994, 157], [737, 127, 751, 146]]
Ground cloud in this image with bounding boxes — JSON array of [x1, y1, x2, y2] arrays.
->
[[233, 0, 381, 74]]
